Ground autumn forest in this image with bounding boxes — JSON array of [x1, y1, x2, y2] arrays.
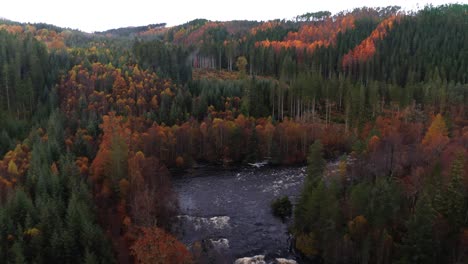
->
[[0, 4, 467, 264]]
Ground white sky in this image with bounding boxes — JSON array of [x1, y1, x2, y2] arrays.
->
[[0, 0, 465, 33]]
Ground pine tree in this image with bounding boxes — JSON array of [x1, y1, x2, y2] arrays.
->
[[400, 194, 436, 264], [245, 127, 260, 163], [306, 140, 326, 188], [11, 240, 26, 264], [84, 249, 99, 264], [432, 152, 466, 262], [444, 152, 466, 230]]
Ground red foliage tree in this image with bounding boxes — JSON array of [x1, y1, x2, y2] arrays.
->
[[131, 227, 192, 264]]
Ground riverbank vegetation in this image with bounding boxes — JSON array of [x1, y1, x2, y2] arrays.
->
[[294, 114, 467, 263], [0, 4, 466, 263], [271, 196, 293, 221]]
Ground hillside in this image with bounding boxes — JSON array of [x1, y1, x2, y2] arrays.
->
[[0, 4, 467, 263]]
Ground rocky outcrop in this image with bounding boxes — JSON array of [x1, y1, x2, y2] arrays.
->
[[234, 255, 266, 264], [234, 256, 297, 264], [275, 258, 297, 264]]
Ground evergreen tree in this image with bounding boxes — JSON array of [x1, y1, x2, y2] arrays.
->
[[306, 140, 326, 188], [400, 194, 436, 264], [244, 127, 260, 163]]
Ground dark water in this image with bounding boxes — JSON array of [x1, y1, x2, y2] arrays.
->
[[172, 165, 307, 262]]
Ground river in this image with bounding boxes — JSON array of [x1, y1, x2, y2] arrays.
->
[[172, 165, 307, 263]]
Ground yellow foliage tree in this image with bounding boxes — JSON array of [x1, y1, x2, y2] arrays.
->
[[296, 232, 319, 257], [24, 228, 40, 237], [7, 160, 18, 176], [348, 215, 368, 241], [236, 56, 248, 78], [422, 114, 449, 153]]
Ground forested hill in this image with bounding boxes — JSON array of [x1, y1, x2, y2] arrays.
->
[[95, 23, 167, 37], [0, 4, 467, 264]]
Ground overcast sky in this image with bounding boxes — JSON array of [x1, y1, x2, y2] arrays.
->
[[1, 0, 465, 32]]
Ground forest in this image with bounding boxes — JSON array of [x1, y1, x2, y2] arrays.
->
[[0, 4, 467, 263]]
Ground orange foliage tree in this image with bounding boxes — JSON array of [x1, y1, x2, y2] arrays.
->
[[256, 15, 355, 55], [59, 63, 175, 123], [131, 227, 192, 264], [342, 16, 399, 68], [0, 143, 31, 202]]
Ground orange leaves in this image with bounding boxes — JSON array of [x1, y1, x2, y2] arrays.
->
[[131, 227, 192, 264], [176, 21, 221, 46], [368, 135, 381, 152], [295, 232, 319, 257], [59, 63, 173, 122], [90, 146, 110, 184], [86, 114, 179, 260], [137, 115, 348, 165], [375, 114, 401, 138], [28, 26, 67, 49], [348, 215, 369, 240], [342, 16, 399, 68], [0, 25, 24, 34], [113, 74, 127, 92], [0, 143, 30, 202], [256, 15, 355, 55], [49, 39, 65, 49], [119, 178, 130, 199], [127, 154, 176, 227], [137, 26, 168, 37], [50, 162, 59, 175], [90, 113, 130, 200], [150, 95, 159, 108], [128, 151, 145, 188], [250, 21, 282, 35], [0, 144, 30, 182], [174, 20, 247, 47], [76, 157, 89, 176], [175, 156, 185, 167]]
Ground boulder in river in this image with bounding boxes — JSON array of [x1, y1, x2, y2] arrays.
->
[[275, 258, 297, 264], [234, 255, 266, 264]]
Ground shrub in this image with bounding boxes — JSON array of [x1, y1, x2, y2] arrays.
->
[[271, 196, 292, 221]]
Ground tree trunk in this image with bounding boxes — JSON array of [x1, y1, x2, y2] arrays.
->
[[272, 90, 275, 119], [312, 98, 316, 123], [4, 66, 10, 112], [281, 89, 284, 120], [296, 98, 300, 121], [218, 50, 222, 70]]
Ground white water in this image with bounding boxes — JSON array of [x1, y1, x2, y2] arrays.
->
[[173, 166, 306, 263]]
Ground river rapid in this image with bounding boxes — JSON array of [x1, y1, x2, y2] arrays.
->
[[172, 165, 307, 263]]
